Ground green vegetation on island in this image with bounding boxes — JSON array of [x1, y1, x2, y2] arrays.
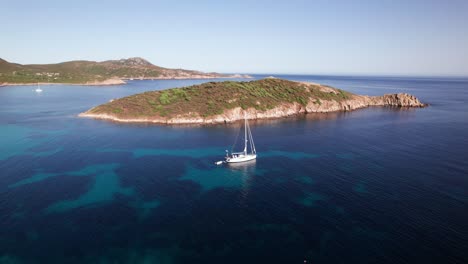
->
[[86, 78, 353, 118], [0, 57, 233, 84]]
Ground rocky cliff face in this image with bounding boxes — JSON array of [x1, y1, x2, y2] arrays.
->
[[80, 93, 426, 124], [183, 93, 426, 124], [371, 93, 426, 107]]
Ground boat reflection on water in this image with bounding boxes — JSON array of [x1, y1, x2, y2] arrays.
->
[[227, 159, 256, 205]]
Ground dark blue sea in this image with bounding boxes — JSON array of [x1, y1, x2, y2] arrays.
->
[[0, 75, 467, 263]]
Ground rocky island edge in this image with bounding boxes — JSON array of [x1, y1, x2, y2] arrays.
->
[[79, 78, 426, 124]]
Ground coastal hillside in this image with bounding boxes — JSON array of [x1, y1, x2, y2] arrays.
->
[[0, 57, 248, 85], [80, 78, 426, 124]]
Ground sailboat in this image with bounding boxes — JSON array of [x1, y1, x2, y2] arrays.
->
[[223, 115, 257, 164], [35, 83, 43, 93]]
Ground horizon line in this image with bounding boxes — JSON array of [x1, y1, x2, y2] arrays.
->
[[2, 56, 467, 79], [227, 72, 468, 79]]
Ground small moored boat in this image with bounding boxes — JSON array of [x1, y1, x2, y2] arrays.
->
[[35, 83, 43, 93], [225, 114, 257, 163]]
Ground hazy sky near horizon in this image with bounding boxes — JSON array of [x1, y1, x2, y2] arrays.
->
[[2, 0, 468, 76]]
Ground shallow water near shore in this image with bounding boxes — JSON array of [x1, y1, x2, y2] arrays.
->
[[0, 76, 467, 263]]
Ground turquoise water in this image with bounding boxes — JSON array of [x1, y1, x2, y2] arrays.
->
[[0, 76, 467, 263]]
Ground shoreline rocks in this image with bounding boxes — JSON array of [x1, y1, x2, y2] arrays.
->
[[79, 93, 427, 125]]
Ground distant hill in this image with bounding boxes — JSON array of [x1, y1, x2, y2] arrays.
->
[[80, 78, 426, 124], [0, 57, 249, 85]]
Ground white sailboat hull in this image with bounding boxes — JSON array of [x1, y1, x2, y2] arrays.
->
[[226, 154, 257, 163], [220, 114, 257, 165]]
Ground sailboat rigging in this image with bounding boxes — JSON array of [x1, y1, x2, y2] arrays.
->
[[216, 114, 257, 165]]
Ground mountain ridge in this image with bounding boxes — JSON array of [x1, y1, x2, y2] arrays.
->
[[0, 57, 251, 85]]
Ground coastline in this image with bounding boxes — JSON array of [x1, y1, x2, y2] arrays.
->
[[124, 74, 253, 80], [79, 93, 427, 125], [0, 78, 126, 87], [0, 74, 253, 87]]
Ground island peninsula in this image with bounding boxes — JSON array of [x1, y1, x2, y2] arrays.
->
[[80, 78, 426, 124]]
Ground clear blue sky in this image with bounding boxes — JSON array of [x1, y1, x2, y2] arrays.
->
[[2, 0, 468, 76]]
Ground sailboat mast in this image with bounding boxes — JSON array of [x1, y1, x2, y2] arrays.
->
[[248, 121, 256, 154], [244, 115, 247, 154]]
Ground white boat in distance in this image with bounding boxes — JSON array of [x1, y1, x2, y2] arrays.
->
[[224, 115, 257, 163], [35, 83, 43, 93]]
